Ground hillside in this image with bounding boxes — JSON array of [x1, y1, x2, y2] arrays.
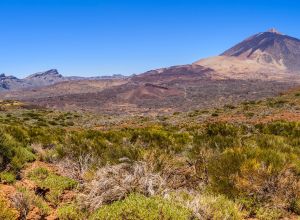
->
[[1, 29, 300, 219], [0, 87, 300, 219]]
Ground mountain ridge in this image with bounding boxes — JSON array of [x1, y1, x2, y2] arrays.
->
[[0, 69, 126, 91]]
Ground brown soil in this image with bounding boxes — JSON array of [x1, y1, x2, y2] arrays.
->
[[0, 161, 77, 220]]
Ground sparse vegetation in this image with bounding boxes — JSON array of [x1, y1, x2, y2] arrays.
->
[[15, 187, 51, 217], [0, 88, 300, 219], [28, 167, 77, 204], [0, 195, 18, 220], [57, 203, 86, 220], [0, 171, 16, 184]]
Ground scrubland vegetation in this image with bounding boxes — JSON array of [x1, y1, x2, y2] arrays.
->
[[0, 90, 300, 219]]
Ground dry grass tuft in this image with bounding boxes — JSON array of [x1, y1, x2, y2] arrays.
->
[[164, 190, 245, 220], [79, 162, 166, 211], [58, 153, 97, 182], [12, 192, 30, 219]]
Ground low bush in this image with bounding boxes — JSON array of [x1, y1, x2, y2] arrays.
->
[[90, 193, 193, 220], [291, 198, 300, 215], [57, 203, 86, 220], [257, 121, 300, 137], [256, 207, 284, 220], [13, 189, 52, 219], [167, 191, 245, 220], [0, 171, 16, 184], [0, 128, 36, 173], [205, 145, 300, 217], [197, 194, 244, 220], [0, 195, 18, 220], [80, 162, 165, 211], [28, 167, 77, 205]]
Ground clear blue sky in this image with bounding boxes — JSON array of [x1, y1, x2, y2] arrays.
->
[[1, 0, 299, 78]]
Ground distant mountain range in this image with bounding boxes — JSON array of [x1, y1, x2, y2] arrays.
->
[[1, 28, 300, 114], [0, 69, 126, 91]]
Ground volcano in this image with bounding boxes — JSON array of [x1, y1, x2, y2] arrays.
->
[[221, 28, 300, 72]]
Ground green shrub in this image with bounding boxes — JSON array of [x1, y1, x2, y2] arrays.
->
[[28, 168, 77, 205], [48, 120, 58, 126], [199, 194, 244, 220], [4, 126, 29, 143], [0, 195, 18, 220], [65, 121, 75, 126], [10, 146, 36, 170], [0, 172, 16, 184], [0, 125, 39, 173], [256, 207, 284, 220], [209, 135, 240, 150], [245, 112, 255, 117], [207, 146, 290, 196], [205, 142, 300, 217], [0, 132, 14, 170], [206, 123, 239, 137], [267, 99, 288, 108], [58, 127, 192, 166], [290, 199, 300, 215], [224, 104, 236, 109], [206, 148, 245, 197], [17, 187, 51, 217], [161, 192, 244, 220], [211, 113, 219, 117], [90, 194, 193, 220], [57, 203, 85, 220], [257, 121, 300, 137]]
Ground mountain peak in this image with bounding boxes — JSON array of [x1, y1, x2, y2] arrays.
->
[[26, 69, 62, 79], [267, 28, 282, 34], [221, 30, 300, 71], [22, 69, 65, 88]]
